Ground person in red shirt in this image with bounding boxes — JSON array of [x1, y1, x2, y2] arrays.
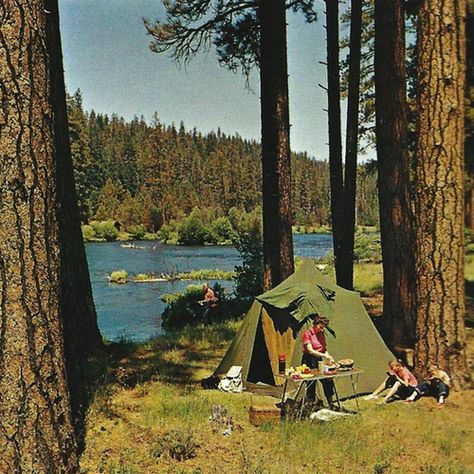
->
[[364, 359, 418, 403], [301, 314, 335, 406]]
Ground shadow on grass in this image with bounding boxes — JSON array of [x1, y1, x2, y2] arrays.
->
[[85, 318, 242, 400]]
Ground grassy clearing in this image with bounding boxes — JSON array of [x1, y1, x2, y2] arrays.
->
[[351, 254, 474, 297], [81, 323, 474, 473], [354, 263, 383, 295], [303, 261, 383, 296], [80, 261, 474, 473]]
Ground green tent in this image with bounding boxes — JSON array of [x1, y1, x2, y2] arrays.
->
[[214, 260, 393, 396]]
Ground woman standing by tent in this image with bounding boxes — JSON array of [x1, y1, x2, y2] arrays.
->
[[302, 314, 336, 406]]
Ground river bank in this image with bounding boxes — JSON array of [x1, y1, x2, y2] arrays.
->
[[85, 234, 335, 342]]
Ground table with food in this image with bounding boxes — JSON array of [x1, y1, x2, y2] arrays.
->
[[275, 358, 363, 418]]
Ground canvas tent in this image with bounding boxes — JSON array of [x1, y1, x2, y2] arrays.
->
[[214, 260, 393, 396]]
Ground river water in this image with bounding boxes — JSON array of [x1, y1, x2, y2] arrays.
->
[[85, 233, 333, 341]]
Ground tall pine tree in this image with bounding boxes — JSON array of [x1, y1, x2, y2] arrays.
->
[[413, 0, 470, 388], [0, 1, 79, 470]]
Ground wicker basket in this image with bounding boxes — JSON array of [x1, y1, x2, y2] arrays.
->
[[249, 404, 281, 426]]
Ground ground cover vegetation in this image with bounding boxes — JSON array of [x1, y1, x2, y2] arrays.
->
[[78, 276, 474, 473], [68, 91, 379, 243]]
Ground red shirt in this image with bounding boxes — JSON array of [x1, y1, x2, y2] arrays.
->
[[302, 326, 326, 353], [390, 366, 418, 387]]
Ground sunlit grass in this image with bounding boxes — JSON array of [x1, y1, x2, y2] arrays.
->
[[354, 263, 383, 295], [79, 258, 474, 472], [465, 254, 474, 282], [81, 370, 474, 473], [176, 269, 235, 280]]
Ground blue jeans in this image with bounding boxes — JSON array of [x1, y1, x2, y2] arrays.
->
[[416, 380, 450, 399]]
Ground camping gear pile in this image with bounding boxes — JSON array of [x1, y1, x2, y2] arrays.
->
[[214, 260, 393, 397]]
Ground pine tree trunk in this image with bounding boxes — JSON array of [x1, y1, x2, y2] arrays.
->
[[44, 0, 103, 445], [375, 0, 416, 348], [259, 0, 294, 290], [466, 1, 474, 231], [414, 0, 470, 389], [0, 1, 78, 471], [325, 0, 345, 285], [340, 0, 363, 290], [470, 186, 474, 231]]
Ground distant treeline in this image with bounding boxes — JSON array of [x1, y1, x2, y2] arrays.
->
[[68, 90, 379, 232]]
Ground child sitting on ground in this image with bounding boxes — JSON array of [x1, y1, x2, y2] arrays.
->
[[364, 359, 418, 404], [404, 364, 450, 407]]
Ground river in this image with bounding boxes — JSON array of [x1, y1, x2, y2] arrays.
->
[[85, 233, 333, 342]]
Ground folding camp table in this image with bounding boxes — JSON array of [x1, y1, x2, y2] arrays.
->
[[275, 369, 363, 420]]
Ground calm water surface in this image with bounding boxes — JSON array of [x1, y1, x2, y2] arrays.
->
[[85, 233, 333, 341]]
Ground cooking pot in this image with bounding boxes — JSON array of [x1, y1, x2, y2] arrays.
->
[[338, 358, 354, 369]]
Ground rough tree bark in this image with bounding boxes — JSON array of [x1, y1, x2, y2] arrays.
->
[[259, 0, 294, 290], [466, 0, 474, 230], [375, 0, 416, 349], [0, 1, 78, 471], [414, 0, 470, 389], [339, 0, 362, 290], [44, 0, 103, 444], [325, 0, 344, 286]]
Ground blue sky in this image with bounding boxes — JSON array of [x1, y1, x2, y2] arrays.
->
[[59, 0, 341, 158]]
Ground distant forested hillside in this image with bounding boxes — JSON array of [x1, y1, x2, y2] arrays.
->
[[67, 90, 379, 232]]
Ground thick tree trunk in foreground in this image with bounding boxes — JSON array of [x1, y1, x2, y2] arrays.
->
[[466, 0, 474, 230], [414, 0, 470, 389], [339, 0, 362, 290], [375, 0, 416, 349], [0, 1, 78, 471], [325, 0, 345, 287], [259, 0, 294, 290], [44, 0, 103, 444]]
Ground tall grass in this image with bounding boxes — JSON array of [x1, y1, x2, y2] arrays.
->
[[81, 313, 474, 473], [176, 269, 235, 280], [354, 263, 383, 295], [79, 259, 474, 473], [465, 254, 474, 282]]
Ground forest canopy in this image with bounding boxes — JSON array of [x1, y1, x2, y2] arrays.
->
[[67, 90, 379, 234]]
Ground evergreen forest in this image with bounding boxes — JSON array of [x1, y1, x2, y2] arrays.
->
[[67, 90, 379, 236]]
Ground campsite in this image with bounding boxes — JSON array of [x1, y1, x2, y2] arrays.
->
[[1, 0, 473, 472], [77, 261, 474, 473]]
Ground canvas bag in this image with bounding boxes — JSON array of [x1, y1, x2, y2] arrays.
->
[[218, 365, 243, 393]]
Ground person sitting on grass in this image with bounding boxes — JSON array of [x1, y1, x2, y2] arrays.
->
[[198, 283, 219, 322], [404, 364, 450, 407], [364, 359, 418, 404]]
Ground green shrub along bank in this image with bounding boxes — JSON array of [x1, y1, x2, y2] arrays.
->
[[160, 284, 251, 328], [82, 209, 382, 245], [82, 220, 157, 242], [157, 206, 259, 246]]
